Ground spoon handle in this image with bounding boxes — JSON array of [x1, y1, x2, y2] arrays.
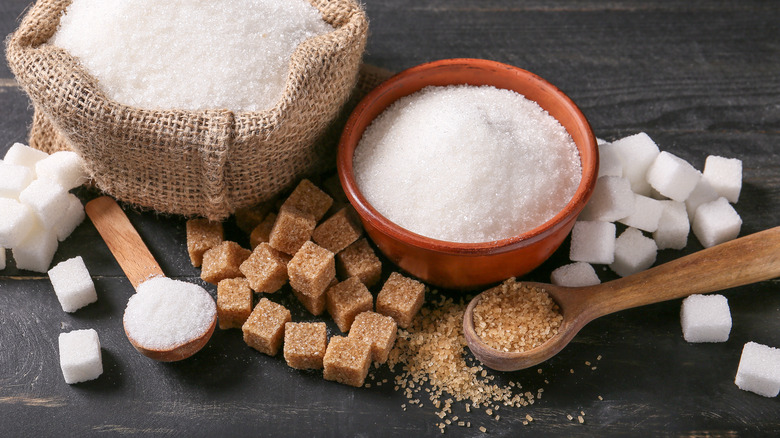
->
[[585, 226, 780, 319], [85, 196, 165, 289]]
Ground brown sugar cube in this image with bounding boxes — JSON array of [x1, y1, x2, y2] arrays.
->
[[217, 278, 253, 329], [239, 243, 290, 293], [292, 287, 327, 316], [376, 272, 425, 329], [336, 238, 382, 287], [249, 213, 277, 249], [312, 207, 363, 254], [234, 198, 276, 234], [268, 207, 316, 255], [242, 298, 291, 356], [186, 219, 224, 267], [326, 277, 373, 333], [200, 241, 251, 284], [323, 336, 371, 387], [283, 322, 328, 370], [280, 179, 333, 221], [349, 311, 398, 364], [288, 241, 335, 298]]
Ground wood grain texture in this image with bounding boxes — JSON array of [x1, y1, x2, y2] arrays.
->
[[1, 0, 779, 436]]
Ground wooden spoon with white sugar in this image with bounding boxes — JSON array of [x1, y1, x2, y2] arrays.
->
[[463, 226, 780, 371], [85, 196, 216, 362]]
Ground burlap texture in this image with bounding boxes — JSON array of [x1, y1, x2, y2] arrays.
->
[[6, 0, 368, 220]]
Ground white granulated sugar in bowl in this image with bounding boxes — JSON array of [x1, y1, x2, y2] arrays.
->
[[123, 277, 216, 350], [50, 0, 333, 111], [353, 85, 582, 243]]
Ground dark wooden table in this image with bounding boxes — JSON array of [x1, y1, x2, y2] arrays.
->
[[1, 1, 778, 436]]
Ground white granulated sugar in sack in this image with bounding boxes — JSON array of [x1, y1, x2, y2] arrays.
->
[[0, 162, 34, 199], [124, 276, 216, 350], [653, 200, 689, 250], [617, 193, 664, 233], [59, 329, 103, 384], [551, 262, 600, 287], [702, 155, 742, 203], [3, 143, 48, 171], [610, 227, 657, 277], [19, 179, 69, 230], [692, 197, 741, 248], [569, 221, 616, 265], [646, 151, 701, 202], [50, 0, 334, 112], [0, 197, 36, 248], [611, 132, 659, 196], [735, 342, 780, 398], [685, 178, 719, 221], [579, 176, 635, 222], [35, 151, 88, 190], [353, 85, 582, 243], [48, 256, 97, 313]]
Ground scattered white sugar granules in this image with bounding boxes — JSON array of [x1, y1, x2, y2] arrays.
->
[[50, 0, 333, 112], [123, 277, 216, 350], [353, 85, 582, 243]]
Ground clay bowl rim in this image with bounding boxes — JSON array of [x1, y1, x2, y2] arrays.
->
[[337, 58, 598, 257]]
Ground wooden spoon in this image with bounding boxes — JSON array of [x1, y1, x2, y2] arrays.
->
[[463, 226, 780, 372], [85, 196, 216, 362]]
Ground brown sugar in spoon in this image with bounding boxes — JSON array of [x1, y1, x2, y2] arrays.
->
[[464, 226, 780, 372], [85, 196, 216, 362]]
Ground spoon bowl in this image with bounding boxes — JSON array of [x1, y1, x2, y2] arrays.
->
[[86, 196, 217, 362], [464, 226, 780, 371]]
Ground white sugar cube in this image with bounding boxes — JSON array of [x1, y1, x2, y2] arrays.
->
[[653, 200, 689, 250], [0, 198, 37, 248], [579, 176, 635, 222], [551, 262, 600, 287], [58, 329, 103, 384], [570, 221, 616, 264], [692, 197, 741, 248], [55, 194, 86, 242], [35, 151, 88, 190], [610, 227, 657, 277], [680, 294, 731, 343], [48, 256, 97, 313], [735, 342, 780, 398], [18, 179, 69, 230], [702, 155, 742, 203], [0, 162, 34, 198], [611, 132, 659, 196], [685, 178, 719, 221], [12, 225, 59, 273], [646, 151, 701, 202], [597, 142, 623, 178], [3, 142, 48, 171], [618, 194, 664, 232], [0, 247, 5, 270]]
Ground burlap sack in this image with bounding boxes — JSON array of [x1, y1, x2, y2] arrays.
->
[[6, 0, 368, 220]]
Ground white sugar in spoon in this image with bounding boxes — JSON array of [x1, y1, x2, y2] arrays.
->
[[85, 196, 216, 362]]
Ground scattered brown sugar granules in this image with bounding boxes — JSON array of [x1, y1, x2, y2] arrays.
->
[[472, 278, 563, 353], [385, 291, 541, 431]]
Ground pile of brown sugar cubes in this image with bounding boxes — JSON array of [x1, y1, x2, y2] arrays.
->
[[186, 178, 426, 387]]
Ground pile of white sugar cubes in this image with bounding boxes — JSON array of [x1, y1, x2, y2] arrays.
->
[[0, 143, 104, 384], [551, 132, 779, 398]]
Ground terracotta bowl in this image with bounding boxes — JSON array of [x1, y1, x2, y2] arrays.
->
[[337, 58, 598, 289]]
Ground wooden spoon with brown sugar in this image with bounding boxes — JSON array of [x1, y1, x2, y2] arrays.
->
[[85, 196, 216, 362], [464, 226, 780, 372]]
